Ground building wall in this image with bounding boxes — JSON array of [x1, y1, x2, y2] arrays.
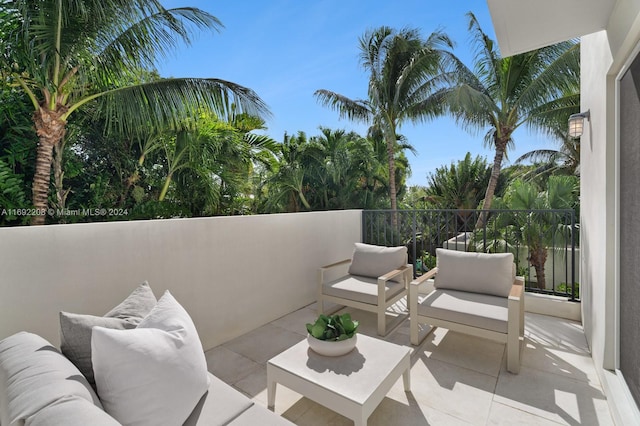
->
[[0, 211, 362, 350], [582, 2, 640, 422]]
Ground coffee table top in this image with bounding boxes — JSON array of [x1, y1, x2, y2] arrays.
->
[[267, 334, 410, 405]]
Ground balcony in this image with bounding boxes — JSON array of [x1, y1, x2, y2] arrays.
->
[[208, 302, 612, 425], [0, 210, 616, 424]]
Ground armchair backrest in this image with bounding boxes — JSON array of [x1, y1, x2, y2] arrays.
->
[[434, 248, 515, 297], [348, 243, 407, 282]]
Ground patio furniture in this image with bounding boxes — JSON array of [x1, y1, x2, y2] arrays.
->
[[267, 333, 411, 426], [409, 248, 525, 374], [317, 243, 412, 336]]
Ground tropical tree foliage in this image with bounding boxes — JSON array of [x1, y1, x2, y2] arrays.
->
[[315, 26, 454, 214], [476, 176, 579, 290], [1, 0, 269, 224], [425, 152, 507, 210], [439, 13, 580, 228], [257, 128, 396, 213]]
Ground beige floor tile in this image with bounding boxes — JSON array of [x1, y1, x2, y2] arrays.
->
[[487, 401, 565, 425], [233, 364, 267, 398], [272, 306, 319, 337], [282, 399, 351, 426], [521, 337, 601, 386], [421, 330, 506, 377], [368, 393, 474, 426], [525, 313, 589, 353], [408, 356, 497, 425], [223, 323, 305, 364], [204, 345, 261, 384], [494, 365, 613, 425]]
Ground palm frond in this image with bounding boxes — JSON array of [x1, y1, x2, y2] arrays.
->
[[83, 77, 270, 136], [313, 89, 372, 123]]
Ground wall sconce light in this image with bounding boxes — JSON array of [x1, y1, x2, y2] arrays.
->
[[568, 110, 590, 138]]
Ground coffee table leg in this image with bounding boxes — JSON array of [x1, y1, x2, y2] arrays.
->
[[402, 366, 411, 391], [355, 412, 367, 426], [267, 368, 277, 409]]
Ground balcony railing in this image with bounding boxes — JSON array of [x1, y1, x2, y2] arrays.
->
[[362, 209, 579, 301]]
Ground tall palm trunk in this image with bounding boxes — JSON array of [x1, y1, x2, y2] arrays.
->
[[384, 127, 398, 227], [475, 137, 508, 230], [32, 107, 67, 225], [529, 244, 548, 290]]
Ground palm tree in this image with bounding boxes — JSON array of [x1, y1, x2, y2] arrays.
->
[[486, 176, 578, 290], [2, 0, 269, 224], [426, 152, 506, 210], [440, 13, 580, 229], [314, 26, 454, 216], [515, 108, 581, 181]]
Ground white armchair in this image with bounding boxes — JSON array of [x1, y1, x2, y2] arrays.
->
[[409, 248, 525, 374], [318, 243, 412, 336]]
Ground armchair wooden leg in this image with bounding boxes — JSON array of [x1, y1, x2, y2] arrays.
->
[[410, 316, 419, 346], [377, 309, 386, 336], [507, 316, 521, 374]]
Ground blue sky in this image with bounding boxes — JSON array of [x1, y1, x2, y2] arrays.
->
[[158, 1, 557, 186]]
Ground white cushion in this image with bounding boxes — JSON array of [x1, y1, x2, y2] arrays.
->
[[322, 275, 406, 305], [91, 291, 209, 426], [348, 243, 407, 282], [0, 332, 102, 426], [59, 281, 157, 387], [25, 396, 120, 426], [434, 249, 514, 297], [417, 289, 509, 333]]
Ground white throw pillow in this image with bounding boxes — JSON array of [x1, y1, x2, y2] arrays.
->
[[91, 291, 209, 426]]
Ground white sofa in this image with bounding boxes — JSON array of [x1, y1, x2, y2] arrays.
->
[[409, 249, 525, 374], [0, 282, 293, 426]]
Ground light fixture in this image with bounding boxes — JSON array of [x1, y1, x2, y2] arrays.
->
[[568, 110, 590, 138]]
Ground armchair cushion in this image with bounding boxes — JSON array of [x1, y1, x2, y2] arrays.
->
[[348, 243, 407, 283], [417, 289, 509, 333], [434, 249, 514, 297], [323, 275, 406, 305]]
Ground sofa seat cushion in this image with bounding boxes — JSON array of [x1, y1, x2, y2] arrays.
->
[[434, 249, 514, 297], [183, 374, 294, 426], [25, 396, 119, 426], [417, 289, 509, 334], [348, 243, 407, 283], [227, 404, 296, 425], [323, 275, 405, 305], [0, 332, 102, 426], [183, 374, 253, 426]]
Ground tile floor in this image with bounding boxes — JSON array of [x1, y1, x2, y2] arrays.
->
[[205, 303, 614, 425]]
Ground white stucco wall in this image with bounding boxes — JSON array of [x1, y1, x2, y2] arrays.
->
[[581, 2, 640, 422], [580, 30, 615, 369], [0, 210, 362, 350]]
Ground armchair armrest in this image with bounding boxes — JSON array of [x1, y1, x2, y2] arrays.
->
[[410, 267, 438, 287], [379, 265, 411, 282], [320, 258, 351, 271], [509, 278, 524, 301]]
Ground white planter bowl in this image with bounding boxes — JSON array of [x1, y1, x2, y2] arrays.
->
[[307, 334, 357, 357]]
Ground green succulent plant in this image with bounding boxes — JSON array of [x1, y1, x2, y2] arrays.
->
[[306, 313, 359, 341]]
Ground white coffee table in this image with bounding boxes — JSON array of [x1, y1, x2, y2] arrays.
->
[[267, 334, 411, 426]]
